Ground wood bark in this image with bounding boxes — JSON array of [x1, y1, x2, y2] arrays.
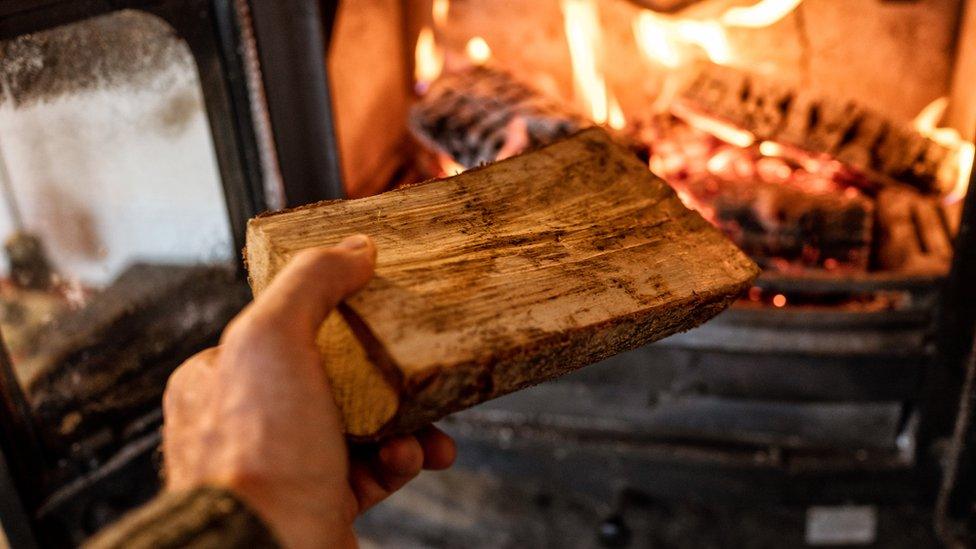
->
[[678, 64, 955, 195], [246, 128, 759, 440]]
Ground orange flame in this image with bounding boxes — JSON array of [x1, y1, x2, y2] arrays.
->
[[608, 95, 626, 130], [414, 26, 444, 94], [433, 0, 450, 28], [913, 97, 974, 204], [633, 12, 732, 66], [561, 0, 623, 127], [674, 20, 732, 65], [634, 11, 683, 68], [465, 36, 492, 65], [914, 97, 948, 134], [633, 1, 802, 68], [721, 0, 803, 28]]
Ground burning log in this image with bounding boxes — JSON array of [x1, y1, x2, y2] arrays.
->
[[409, 66, 586, 169], [694, 175, 875, 271], [876, 187, 955, 274], [246, 128, 759, 440], [670, 161, 875, 272], [679, 65, 954, 195], [648, 119, 875, 272]]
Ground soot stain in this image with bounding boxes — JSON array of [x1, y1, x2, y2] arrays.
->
[[0, 11, 193, 107]]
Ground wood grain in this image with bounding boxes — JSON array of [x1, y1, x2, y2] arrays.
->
[[246, 128, 758, 439]]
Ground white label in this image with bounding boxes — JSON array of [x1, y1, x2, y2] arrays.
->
[[805, 505, 877, 546]]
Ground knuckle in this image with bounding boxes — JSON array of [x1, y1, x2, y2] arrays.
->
[[163, 369, 187, 412], [221, 312, 273, 349]]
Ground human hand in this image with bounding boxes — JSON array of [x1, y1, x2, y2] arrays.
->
[[162, 235, 456, 548]]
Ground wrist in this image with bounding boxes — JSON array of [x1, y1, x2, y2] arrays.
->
[[212, 472, 357, 549]]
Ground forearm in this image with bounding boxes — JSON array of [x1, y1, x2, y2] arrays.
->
[[84, 487, 280, 549]]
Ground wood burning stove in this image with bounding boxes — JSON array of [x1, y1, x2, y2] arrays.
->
[[0, 0, 975, 546]]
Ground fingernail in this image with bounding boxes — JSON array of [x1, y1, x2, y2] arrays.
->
[[337, 234, 370, 251]]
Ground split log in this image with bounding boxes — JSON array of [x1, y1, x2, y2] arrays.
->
[[246, 128, 759, 440], [409, 66, 586, 169], [678, 65, 955, 195]]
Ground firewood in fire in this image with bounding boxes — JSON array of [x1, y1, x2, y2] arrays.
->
[[876, 187, 955, 274], [679, 173, 874, 271], [246, 128, 759, 440], [679, 64, 954, 195], [409, 66, 586, 169], [646, 117, 875, 272]]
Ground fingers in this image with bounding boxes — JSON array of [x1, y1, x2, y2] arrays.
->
[[347, 428, 457, 512], [349, 435, 424, 512], [236, 235, 377, 343], [416, 426, 457, 470], [378, 435, 425, 478]]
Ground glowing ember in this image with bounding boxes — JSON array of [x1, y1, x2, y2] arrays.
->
[[912, 96, 974, 204], [721, 0, 804, 28], [643, 109, 874, 273], [465, 37, 492, 65], [748, 286, 762, 302], [561, 0, 623, 127], [414, 26, 444, 94], [672, 101, 755, 148], [759, 141, 785, 157]]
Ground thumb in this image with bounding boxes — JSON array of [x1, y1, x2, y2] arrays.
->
[[249, 234, 377, 340]]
